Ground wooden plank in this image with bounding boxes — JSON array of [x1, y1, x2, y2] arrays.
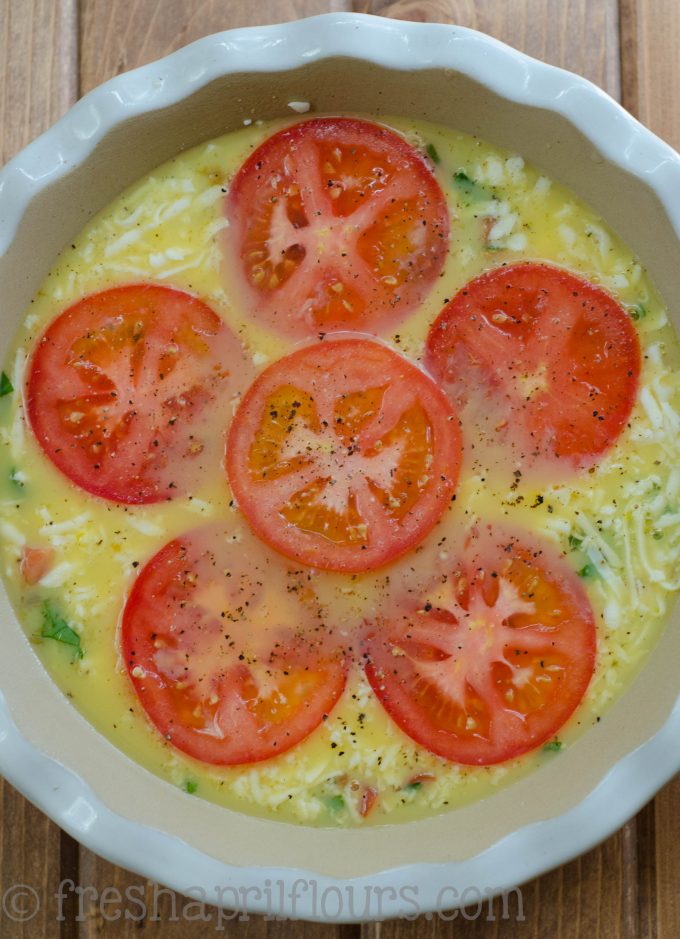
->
[[619, 4, 680, 938], [0, 0, 79, 164], [620, 0, 680, 151], [635, 800, 657, 939], [0, 1, 78, 935], [0, 781, 62, 939], [79, 0, 353, 95], [356, 0, 620, 97], [652, 781, 680, 939]]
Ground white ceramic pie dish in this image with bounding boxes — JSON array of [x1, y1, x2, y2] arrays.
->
[[1, 12, 680, 922]]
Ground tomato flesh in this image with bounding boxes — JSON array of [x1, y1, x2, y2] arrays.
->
[[27, 284, 252, 503], [20, 546, 54, 585], [121, 522, 347, 765], [224, 118, 449, 338], [364, 526, 596, 764], [227, 337, 462, 572], [425, 263, 641, 470]]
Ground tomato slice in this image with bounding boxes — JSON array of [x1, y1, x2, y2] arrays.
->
[[226, 337, 462, 573], [224, 118, 449, 338], [424, 263, 641, 471], [121, 522, 347, 765], [363, 526, 596, 764], [27, 284, 252, 504]]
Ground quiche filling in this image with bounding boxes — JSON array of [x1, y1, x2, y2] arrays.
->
[[0, 115, 678, 826]]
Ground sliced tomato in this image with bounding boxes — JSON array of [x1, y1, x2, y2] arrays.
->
[[425, 263, 641, 470], [226, 337, 461, 573], [20, 546, 55, 585], [27, 284, 252, 504], [121, 522, 347, 765], [224, 118, 449, 338], [363, 526, 596, 765]]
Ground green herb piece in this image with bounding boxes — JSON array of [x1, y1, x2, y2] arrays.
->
[[453, 170, 489, 204], [404, 781, 423, 792], [0, 372, 13, 397], [183, 779, 198, 794], [9, 468, 24, 490], [325, 794, 345, 812], [653, 530, 664, 541], [543, 740, 564, 753], [629, 304, 646, 321], [578, 563, 596, 579], [425, 143, 441, 164], [568, 534, 583, 550], [40, 600, 83, 659]]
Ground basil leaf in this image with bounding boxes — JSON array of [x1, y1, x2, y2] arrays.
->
[[325, 794, 345, 812], [0, 372, 13, 397], [543, 740, 564, 753], [453, 170, 490, 204], [40, 600, 83, 658], [425, 143, 440, 164]]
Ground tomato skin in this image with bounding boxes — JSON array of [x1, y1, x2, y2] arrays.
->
[[363, 526, 597, 765], [224, 117, 449, 338], [121, 522, 347, 765], [424, 262, 641, 470], [27, 284, 251, 504], [226, 336, 462, 573]]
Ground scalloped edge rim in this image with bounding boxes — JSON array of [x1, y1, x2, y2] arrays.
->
[[1, 12, 680, 922]]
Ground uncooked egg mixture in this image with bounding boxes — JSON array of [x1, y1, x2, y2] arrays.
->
[[0, 114, 678, 826]]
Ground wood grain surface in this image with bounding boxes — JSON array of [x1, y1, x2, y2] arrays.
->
[[1, 0, 679, 936]]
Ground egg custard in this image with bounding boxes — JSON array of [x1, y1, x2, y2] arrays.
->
[[0, 115, 679, 827]]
